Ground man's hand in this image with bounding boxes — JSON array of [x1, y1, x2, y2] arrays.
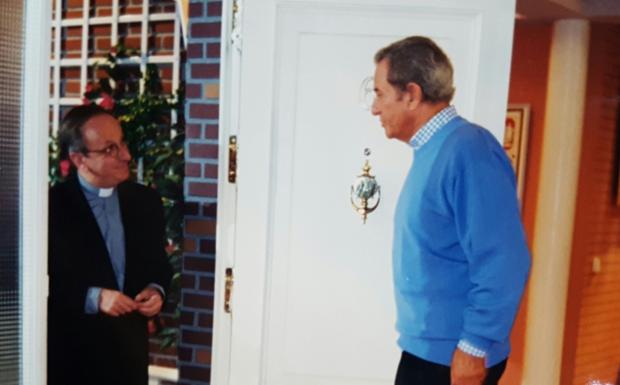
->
[[451, 348, 487, 385], [135, 287, 163, 317], [99, 289, 138, 316]]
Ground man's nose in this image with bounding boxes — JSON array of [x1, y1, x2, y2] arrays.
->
[[371, 100, 380, 116], [119, 145, 132, 161]]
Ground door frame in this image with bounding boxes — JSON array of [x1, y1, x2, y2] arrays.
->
[[21, 0, 52, 384], [211, 0, 241, 383]]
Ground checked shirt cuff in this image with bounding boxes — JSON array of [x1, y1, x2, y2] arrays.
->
[[457, 340, 487, 358]]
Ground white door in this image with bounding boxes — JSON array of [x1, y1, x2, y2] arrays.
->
[[212, 1, 516, 384]]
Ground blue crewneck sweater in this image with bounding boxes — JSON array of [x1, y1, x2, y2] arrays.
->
[[393, 115, 531, 367]]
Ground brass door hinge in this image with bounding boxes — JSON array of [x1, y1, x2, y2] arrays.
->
[[228, 135, 238, 183], [224, 267, 234, 313]]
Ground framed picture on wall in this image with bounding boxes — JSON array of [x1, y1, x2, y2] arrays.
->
[[504, 104, 531, 205]]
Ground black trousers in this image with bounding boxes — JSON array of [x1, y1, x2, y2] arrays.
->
[[395, 351, 507, 385]]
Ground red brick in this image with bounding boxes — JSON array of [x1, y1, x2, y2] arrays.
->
[[187, 43, 203, 59], [178, 347, 193, 361], [62, 39, 82, 52], [95, 37, 111, 51], [186, 83, 202, 99], [191, 22, 221, 38], [202, 203, 217, 218], [184, 202, 199, 217], [189, 143, 218, 158], [207, 2, 222, 17], [185, 162, 201, 177], [64, 26, 82, 38], [64, 80, 82, 96], [198, 313, 213, 328], [184, 256, 215, 272], [159, 36, 174, 52], [61, 67, 81, 79], [180, 311, 195, 327], [189, 2, 203, 18], [152, 21, 175, 34], [188, 182, 218, 198], [199, 239, 215, 254], [120, 36, 141, 50], [162, 81, 172, 95], [96, 8, 113, 17], [160, 66, 173, 78], [152, 357, 176, 368], [94, 67, 109, 79], [185, 219, 216, 235], [183, 293, 213, 309], [181, 330, 212, 346], [91, 24, 111, 36], [198, 276, 215, 292], [189, 103, 218, 119], [191, 63, 219, 79], [64, 10, 83, 18], [180, 365, 211, 381], [207, 42, 220, 58], [205, 124, 218, 139], [203, 164, 218, 179], [196, 349, 211, 365], [184, 238, 197, 253], [126, 23, 143, 35], [182, 274, 196, 289], [66, 0, 83, 7], [122, 5, 143, 15], [186, 124, 202, 139]]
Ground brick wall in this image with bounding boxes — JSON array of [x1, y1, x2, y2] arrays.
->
[[179, 1, 221, 384], [563, 22, 620, 385], [52, 0, 177, 101]]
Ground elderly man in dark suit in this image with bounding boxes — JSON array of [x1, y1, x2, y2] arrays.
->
[[48, 104, 172, 385]]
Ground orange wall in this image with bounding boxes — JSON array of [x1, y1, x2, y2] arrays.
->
[[562, 23, 620, 385], [501, 21, 553, 385]]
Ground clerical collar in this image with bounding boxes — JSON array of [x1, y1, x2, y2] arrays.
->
[[77, 174, 115, 198]]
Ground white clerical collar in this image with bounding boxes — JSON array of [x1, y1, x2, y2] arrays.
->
[[77, 174, 116, 198]]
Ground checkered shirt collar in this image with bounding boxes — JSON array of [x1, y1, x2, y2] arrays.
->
[[409, 105, 458, 150]]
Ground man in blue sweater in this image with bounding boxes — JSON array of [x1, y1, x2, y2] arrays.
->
[[371, 36, 530, 385]]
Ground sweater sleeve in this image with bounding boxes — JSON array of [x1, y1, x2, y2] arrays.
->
[[449, 129, 531, 352]]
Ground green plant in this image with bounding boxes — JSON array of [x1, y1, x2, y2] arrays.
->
[[49, 45, 184, 349]]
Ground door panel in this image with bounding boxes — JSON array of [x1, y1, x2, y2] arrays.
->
[[214, 1, 516, 384]]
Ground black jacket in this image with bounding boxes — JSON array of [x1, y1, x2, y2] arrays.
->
[[48, 177, 172, 385]]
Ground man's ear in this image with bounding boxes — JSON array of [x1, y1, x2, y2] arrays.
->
[[68, 152, 84, 170], [405, 82, 423, 110]]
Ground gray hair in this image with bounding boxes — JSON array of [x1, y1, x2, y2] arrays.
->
[[374, 36, 455, 103]]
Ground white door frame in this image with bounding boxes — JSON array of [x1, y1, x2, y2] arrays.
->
[[21, 0, 52, 384], [211, 0, 241, 384]]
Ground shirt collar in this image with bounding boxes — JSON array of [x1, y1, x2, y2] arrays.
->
[[409, 105, 458, 150], [78, 173, 115, 198]]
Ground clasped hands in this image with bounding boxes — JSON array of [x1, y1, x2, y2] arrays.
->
[[99, 287, 163, 317]]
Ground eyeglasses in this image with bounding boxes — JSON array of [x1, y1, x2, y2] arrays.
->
[[85, 141, 128, 158]]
